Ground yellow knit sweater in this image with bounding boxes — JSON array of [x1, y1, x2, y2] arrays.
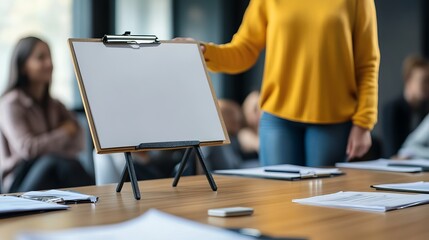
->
[[204, 0, 380, 129]]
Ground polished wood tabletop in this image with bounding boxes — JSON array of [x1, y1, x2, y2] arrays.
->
[[1, 169, 429, 240]]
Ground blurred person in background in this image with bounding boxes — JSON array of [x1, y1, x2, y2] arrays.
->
[[0, 36, 93, 193], [203, 99, 245, 170], [238, 91, 260, 161], [382, 56, 429, 158], [397, 113, 429, 160]]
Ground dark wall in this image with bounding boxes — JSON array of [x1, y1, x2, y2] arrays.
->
[[91, 0, 116, 37]]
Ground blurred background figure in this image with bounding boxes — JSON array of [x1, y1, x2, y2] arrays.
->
[[382, 56, 429, 157], [203, 99, 245, 170], [203, 95, 262, 170], [219, 99, 244, 139], [238, 91, 260, 161], [0, 36, 93, 193], [398, 113, 429, 159]]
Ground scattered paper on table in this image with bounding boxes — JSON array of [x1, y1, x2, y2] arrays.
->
[[214, 164, 342, 180], [264, 164, 342, 175], [384, 159, 429, 170], [17, 209, 254, 240], [0, 196, 68, 215], [293, 191, 429, 212], [336, 159, 422, 173], [21, 190, 98, 203]]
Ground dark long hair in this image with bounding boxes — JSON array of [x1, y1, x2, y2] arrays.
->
[[4, 36, 51, 102]]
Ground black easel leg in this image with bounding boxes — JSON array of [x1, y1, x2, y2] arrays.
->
[[125, 152, 141, 200], [116, 164, 129, 193], [172, 147, 193, 187], [194, 146, 217, 191], [116, 152, 141, 200]]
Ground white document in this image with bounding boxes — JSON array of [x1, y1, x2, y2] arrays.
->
[[21, 190, 98, 203], [215, 167, 302, 180], [0, 196, 68, 215], [382, 159, 429, 170], [214, 164, 342, 180], [264, 164, 343, 175], [336, 159, 422, 173], [372, 182, 429, 193], [17, 209, 253, 240], [293, 191, 429, 212]]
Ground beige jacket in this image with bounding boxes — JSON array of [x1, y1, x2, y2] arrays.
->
[[0, 89, 84, 191]]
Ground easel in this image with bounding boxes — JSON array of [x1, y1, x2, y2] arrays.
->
[[115, 141, 217, 200], [103, 33, 218, 200]]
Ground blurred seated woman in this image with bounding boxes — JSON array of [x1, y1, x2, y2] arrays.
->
[[0, 36, 93, 193], [382, 56, 429, 157], [238, 91, 261, 160], [203, 99, 245, 170]]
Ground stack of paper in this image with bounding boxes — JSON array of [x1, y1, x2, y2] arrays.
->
[[21, 190, 98, 204], [0, 196, 68, 216], [17, 209, 254, 240], [372, 182, 429, 193], [336, 159, 423, 173], [264, 165, 343, 175], [384, 159, 429, 171], [293, 191, 429, 212], [214, 164, 343, 180]]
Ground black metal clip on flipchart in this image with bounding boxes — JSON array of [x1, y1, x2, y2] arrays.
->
[[102, 31, 159, 44]]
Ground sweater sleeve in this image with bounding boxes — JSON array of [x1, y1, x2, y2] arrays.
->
[[351, 0, 380, 130], [203, 0, 267, 74]]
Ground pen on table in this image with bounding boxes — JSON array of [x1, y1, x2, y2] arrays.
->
[[264, 169, 302, 173], [264, 169, 318, 175]]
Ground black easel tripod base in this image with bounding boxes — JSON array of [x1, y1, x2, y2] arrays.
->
[[115, 142, 217, 200]]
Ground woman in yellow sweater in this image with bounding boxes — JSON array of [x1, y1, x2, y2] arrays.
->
[[179, 0, 380, 166]]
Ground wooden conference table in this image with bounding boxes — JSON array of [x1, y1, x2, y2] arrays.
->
[[1, 169, 429, 240]]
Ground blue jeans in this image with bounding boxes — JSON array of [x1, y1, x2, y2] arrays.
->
[[259, 112, 352, 167]]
